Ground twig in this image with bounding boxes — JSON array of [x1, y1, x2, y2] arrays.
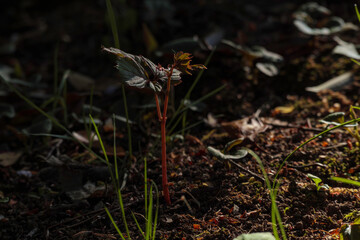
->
[[263, 121, 324, 132], [227, 158, 265, 182]]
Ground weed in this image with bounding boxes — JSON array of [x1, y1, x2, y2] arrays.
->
[[207, 140, 285, 240], [320, 108, 360, 144], [306, 173, 329, 191], [103, 47, 205, 205], [106, 0, 133, 158], [91, 115, 159, 239]]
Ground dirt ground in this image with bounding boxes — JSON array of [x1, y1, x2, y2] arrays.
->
[[1, 1, 360, 239]]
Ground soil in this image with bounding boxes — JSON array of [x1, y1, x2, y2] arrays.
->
[[1, 1, 360, 239]]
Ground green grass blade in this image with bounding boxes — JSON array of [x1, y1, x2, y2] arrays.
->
[[270, 200, 279, 240], [0, 75, 106, 163], [176, 117, 205, 135], [151, 181, 159, 240], [184, 47, 216, 100], [121, 85, 133, 158], [105, 206, 126, 240], [113, 114, 121, 190], [352, 59, 360, 66], [90, 115, 110, 165], [105, 0, 133, 158], [131, 211, 145, 238], [90, 115, 131, 239], [168, 84, 226, 135], [146, 184, 154, 240], [24, 133, 73, 139], [53, 43, 59, 102], [273, 117, 360, 188], [106, 0, 120, 49], [116, 188, 131, 239], [144, 157, 148, 224], [168, 48, 216, 134], [355, 4, 360, 22], [245, 148, 286, 240], [331, 177, 360, 187]]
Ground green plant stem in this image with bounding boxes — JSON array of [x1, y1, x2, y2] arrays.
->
[[122, 85, 133, 158], [91, 115, 131, 239], [53, 43, 59, 111], [1, 77, 106, 163], [246, 148, 286, 240], [106, 0, 133, 158], [144, 157, 148, 223], [105, 206, 126, 240], [167, 84, 226, 135]]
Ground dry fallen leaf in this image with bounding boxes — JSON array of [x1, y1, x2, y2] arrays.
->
[[274, 105, 295, 114], [221, 116, 267, 141], [0, 151, 22, 167]]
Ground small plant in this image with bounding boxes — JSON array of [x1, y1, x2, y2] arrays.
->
[[91, 115, 159, 239], [320, 106, 360, 144], [306, 173, 329, 191], [207, 139, 286, 240], [330, 177, 360, 240], [103, 47, 205, 205]]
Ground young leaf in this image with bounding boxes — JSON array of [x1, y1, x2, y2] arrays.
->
[[320, 112, 358, 127], [307, 173, 329, 191], [307, 173, 322, 186], [320, 112, 345, 124], [207, 146, 247, 160], [103, 47, 181, 92], [174, 52, 206, 75]]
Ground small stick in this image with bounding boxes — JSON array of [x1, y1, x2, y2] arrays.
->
[[263, 121, 324, 132], [227, 158, 265, 182]]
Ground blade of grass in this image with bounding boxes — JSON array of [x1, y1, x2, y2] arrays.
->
[[106, 0, 120, 49], [59, 70, 70, 125], [245, 148, 286, 240], [106, 0, 133, 158], [184, 47, 216, 100], [168, 84, 226, 135], [355, 4, 360, 22], [53, 43, 59, 111], [331, 177, 360, 187], [151, 181, 159, 240], [113, 114, 119, 184], [175, 117, 205, 135], [90, 115, 131, 239], [169, 48, 216, 135], [0, 75, 106, 163], [144, 157, 148, 225], [131, 211, 145, 238], [352, 59, 360, 66], [273, 117, 360, 188], [146, 183, 154, 240], [105, 206, 126, 240]]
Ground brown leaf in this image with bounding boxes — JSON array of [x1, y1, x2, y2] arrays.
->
[[221, 116, 267, 141], [0, 151, 22, 167]]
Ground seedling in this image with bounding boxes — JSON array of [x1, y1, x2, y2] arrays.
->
[[306, 173, 329, 191], [91, 115, 159, 239], [207, 140, 285, 240], [320, 106, 360, 144], [103, 47, 205, 205]]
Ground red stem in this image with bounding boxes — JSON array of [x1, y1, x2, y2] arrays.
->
[[160, 65, 175, 205], [154, 94, 162, 120]]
